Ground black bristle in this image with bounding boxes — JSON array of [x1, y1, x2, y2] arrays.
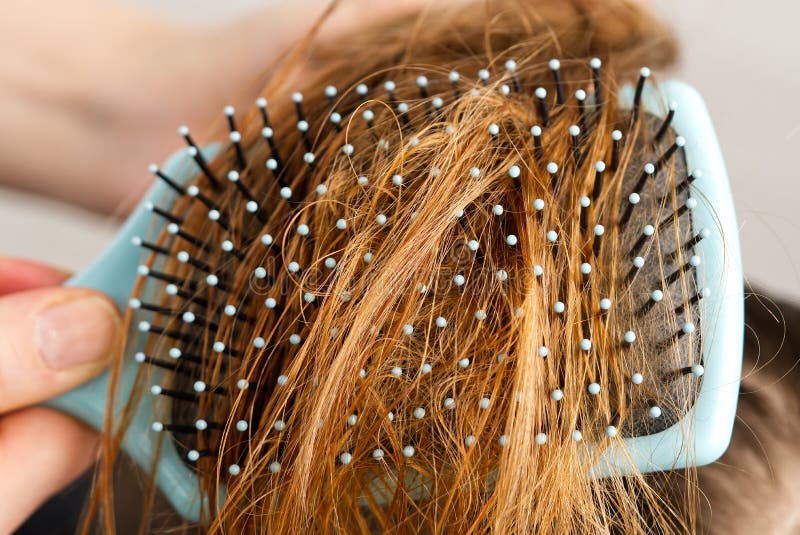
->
[[535, 87, 550, 127], [632, 67, 650, 121], [591, 58, 603, 112], [150, 165, 187, 196], [654, 103, 677, 142], [549, 59, 565, 105]]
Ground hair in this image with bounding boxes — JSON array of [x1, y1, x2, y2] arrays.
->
[[81, 0, 734, 533]]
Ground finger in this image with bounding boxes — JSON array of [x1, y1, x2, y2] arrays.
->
[[0, 256, 70, 296], [0, 287, 121, 412], [0, 406, 98, 533]]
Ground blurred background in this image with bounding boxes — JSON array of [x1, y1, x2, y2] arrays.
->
[[2, 0, 798, 303]]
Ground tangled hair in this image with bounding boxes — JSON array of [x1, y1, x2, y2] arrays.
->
[[88, 0, 713, 533]]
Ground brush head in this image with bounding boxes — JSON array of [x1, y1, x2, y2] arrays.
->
[[111, 58, 742, 521]]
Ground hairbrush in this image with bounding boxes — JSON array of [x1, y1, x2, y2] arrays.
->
[[45, 59, 743, 521]]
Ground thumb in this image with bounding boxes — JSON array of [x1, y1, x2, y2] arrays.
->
[[0, 287, 121, 413]]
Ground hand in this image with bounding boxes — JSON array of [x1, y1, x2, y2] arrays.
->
[[0, 257, 121, 533], [0, 0, 434, 216]]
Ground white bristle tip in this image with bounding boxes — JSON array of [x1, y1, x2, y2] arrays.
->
[[624, 331, 636, 344], [632, 372, 644, 385], [649, 406, 663, 419], [569, 125, 580, 136], [588, 382, 601, 395], [535, 432, 548, 445], [549, 59, 560, 70]]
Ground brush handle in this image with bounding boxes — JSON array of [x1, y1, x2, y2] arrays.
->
[[45, 148, 219, 522]]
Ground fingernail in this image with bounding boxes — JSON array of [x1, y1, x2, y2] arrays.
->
[[34, 295, 121, 370]]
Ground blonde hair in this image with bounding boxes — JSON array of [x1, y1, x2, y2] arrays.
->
[[89, 1, 710, 533]]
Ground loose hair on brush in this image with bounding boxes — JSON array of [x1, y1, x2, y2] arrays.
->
[[88, 0, 713, 533]]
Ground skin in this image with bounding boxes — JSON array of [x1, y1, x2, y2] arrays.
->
[[0, 0, 434, 215], [0, 0, 434, 530]]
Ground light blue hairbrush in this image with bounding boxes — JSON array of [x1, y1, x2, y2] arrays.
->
[[45, 61, 743, 522]]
